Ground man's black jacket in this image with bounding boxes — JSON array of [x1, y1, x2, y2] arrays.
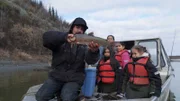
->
[[43, 31, 99, 85]]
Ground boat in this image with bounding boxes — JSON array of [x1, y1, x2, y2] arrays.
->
[[22, 37, 175, 101]]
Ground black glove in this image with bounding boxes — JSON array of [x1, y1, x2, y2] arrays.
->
[[149, 91, 161, 97], [155, 90, 161, 97]]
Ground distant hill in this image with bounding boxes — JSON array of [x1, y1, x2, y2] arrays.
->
[[0, 0, 70, 61]]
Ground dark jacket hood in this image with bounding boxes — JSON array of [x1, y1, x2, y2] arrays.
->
[[69, 17, 88, 33]]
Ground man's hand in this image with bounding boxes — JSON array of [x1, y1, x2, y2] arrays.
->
[[149, 91, 161, 97], [67, 34, 76, 43], [88, 41, 99, 52]]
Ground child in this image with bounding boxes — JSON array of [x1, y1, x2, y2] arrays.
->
[[115, 42, 130, 69], [96, 46, 123, 94], [107, 35, 115, 44], [107, 35, 116, 52], [121, 45, 162, 99]]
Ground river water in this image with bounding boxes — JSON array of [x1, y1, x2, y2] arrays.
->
[[170, 62, 180, 101], [0, 62, 49, 101], [0, 62, 179, 101]]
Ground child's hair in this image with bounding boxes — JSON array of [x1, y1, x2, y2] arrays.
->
[[119, 42, 126, 49], [132, 45, 148, 53], [102, 46, 117, 69], [107, 35, 115, 41], [131, 45, 152, 60], [102, 46, 115, 58]]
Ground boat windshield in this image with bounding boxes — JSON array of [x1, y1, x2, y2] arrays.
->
[[138, 40, 158, 66]]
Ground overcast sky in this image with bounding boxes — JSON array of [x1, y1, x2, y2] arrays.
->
[[42, 0, 180, 55]]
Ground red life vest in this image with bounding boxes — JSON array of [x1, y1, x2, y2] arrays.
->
[[98, 60, 115, 84], [127, 57, 149, 85], [115, 49, 129, 67]]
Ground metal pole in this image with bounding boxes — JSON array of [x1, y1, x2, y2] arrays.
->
[[170, 30, 177, 56]]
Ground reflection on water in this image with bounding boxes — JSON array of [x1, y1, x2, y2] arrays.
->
[[169, 62, 180, 101], [0, 62, 179, 101], [168, 90, 176, 101], [0, 70, 48, 101]]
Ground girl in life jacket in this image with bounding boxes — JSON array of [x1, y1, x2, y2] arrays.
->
[[96, 46, 123, 94], [121, 45, 162, 99], [115, 42, 130, 69]]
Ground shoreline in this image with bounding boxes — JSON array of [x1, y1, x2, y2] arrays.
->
[[169, 56, 180, 59]]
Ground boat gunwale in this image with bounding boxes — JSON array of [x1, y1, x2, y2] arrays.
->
[[151, 74, 173, 101]]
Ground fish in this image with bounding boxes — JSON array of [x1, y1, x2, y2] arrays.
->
[[69, 34, 110, 47]]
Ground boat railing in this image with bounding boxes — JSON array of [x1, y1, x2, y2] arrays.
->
[[151, 74, 174, 101]]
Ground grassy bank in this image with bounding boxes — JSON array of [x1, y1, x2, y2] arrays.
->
[[0, 48, 51, 63], [0, 0, 70, 61]]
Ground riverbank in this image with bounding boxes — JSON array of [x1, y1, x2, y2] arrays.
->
[[0, 48, 51, 64], [169, 56, 180, 59]]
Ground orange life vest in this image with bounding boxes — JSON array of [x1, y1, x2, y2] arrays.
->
[[115, 49, 129, 67], [98, 60, 115, 84], [127, 57, 149, 85]]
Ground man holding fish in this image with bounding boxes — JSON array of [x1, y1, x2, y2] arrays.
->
[[36, 17, 100, 101]]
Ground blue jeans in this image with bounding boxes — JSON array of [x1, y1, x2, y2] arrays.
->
[[35, 78, 80, 101]]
